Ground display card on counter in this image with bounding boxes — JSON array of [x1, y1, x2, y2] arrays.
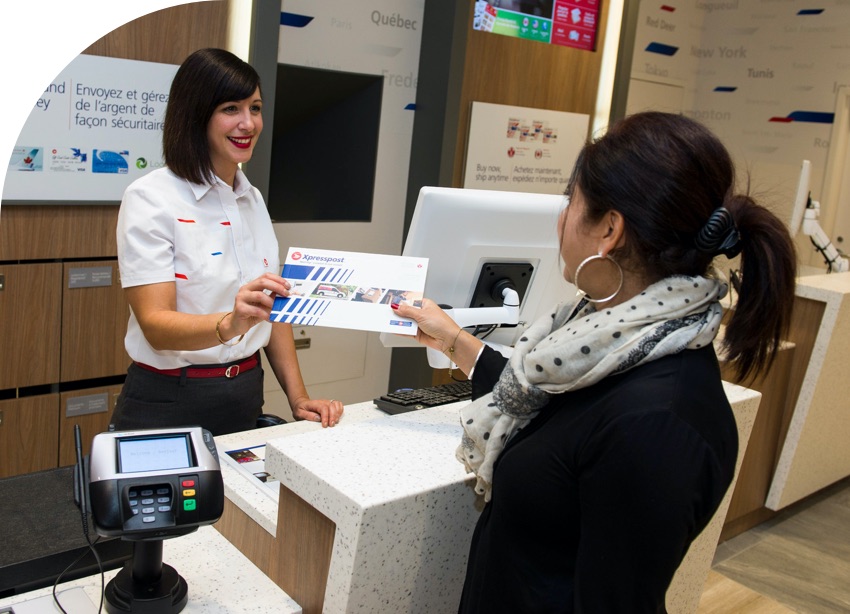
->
[[269, 247, 428, 335], [220, 444, 279, 502]]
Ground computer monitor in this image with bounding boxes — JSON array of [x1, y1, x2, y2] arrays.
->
[[381, 186, 574, 366]]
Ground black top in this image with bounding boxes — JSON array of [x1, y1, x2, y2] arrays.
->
[[459, 345, 738, 613]]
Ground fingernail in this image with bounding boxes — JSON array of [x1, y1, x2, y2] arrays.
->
[[391, 303, 399, 310]]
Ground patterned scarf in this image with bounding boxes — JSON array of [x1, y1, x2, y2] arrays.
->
[[456, 274, 727, 501]]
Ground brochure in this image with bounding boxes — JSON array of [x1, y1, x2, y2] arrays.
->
[[221, 444, 279, 502], [269, 247, 428, 335]]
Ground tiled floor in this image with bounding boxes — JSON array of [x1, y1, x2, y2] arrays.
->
[[704, 476, 850, 613]]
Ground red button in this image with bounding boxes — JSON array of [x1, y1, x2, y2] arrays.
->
[[182, 479, 195, 488]]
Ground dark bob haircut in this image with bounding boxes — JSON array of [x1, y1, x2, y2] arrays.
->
[[163, 48, 262, 185]]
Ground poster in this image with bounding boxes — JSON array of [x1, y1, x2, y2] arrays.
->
[[472, 0, 601, 52], [3, 54, 177, 203], [463, 101, 589, 194]]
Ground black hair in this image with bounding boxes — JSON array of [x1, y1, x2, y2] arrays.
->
[[162, 48, 261, 184], [569, 112, 797, 381]]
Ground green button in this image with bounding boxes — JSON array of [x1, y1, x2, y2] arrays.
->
[[183, 499, 196, 511]]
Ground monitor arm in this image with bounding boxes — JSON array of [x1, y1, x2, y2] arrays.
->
[[802, 198, 850, 273], [426, 288, 520, 369]]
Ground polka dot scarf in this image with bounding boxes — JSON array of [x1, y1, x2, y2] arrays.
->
[[456, 274, 727, 501]]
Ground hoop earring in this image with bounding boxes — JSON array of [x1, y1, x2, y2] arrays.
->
[[573, 253, 624, 304]]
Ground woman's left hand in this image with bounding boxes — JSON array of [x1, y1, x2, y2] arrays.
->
[[291, 398, 344, 427]]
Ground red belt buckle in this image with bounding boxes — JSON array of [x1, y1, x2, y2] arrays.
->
[[225, 364, 240, 378]]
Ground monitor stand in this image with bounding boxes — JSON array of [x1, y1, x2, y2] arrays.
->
[[104, 540, 187, 614]]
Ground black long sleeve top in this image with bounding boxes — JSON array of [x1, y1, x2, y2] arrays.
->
[[458, 345, 738, 613]]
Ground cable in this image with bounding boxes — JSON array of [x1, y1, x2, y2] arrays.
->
[[53, 424, 105, 613], [51, 535, 104, 614]]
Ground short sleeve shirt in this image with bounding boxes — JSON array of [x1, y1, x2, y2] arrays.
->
[[117, 167, 280, 369]]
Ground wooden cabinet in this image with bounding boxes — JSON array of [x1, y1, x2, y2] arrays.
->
[[0, 263, 62, 389], [0, 259, 126, 477], [0, 1, 228, 478], [61, 261, 131, 382], [0, 395, 60, 478], [58, 385, 122, 467]]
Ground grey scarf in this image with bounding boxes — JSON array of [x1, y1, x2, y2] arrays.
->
[[456, 274, 727, 501]]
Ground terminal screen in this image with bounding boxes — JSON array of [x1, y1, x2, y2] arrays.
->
[[118, 434, 193, 474]]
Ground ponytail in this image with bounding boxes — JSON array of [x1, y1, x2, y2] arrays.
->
[[720, 195, 797, 382]]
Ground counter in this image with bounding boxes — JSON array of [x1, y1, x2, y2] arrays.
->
[[0, 525, 301, 613], [217, 383, 762, 614], [767, 271, 850, 509]]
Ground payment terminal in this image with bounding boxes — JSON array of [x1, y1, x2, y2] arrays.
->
[[86, 426, 224, 613]]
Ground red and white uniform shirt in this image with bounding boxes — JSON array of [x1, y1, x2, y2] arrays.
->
[[117, 167, 279, 369]]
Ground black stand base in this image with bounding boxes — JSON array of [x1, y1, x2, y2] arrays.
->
[[103, 540, 188, 614], [104, 562, 187, 613]]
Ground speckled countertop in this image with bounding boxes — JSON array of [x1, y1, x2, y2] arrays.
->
[[263, 401, 480, 613], [214, 403, 388, 536], [0, 525, 301, 613], [216, 385, 763, 614]]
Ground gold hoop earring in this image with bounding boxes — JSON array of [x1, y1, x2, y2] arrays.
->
[[573, 253, 624, 303]]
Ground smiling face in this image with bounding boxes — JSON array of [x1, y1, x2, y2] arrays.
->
[[206, 87, 263, 186]]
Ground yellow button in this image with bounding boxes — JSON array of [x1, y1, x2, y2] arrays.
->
[[182, 489, 196, 497]]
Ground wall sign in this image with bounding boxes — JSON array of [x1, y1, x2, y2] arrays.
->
[[463, 101, 589, 195], [473, 0, 601, 52], [3, 54, 177, 204]]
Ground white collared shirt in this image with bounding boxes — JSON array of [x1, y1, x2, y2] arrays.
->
[[117, 167, 279, 368]]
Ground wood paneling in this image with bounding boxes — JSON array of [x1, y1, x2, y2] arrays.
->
[[719, 294, 826, 541], [0, 1, 230, 477], [216, 497, 278, 576], [720, 345, 795, 541], [216, 483, 336, 614], [270, 484, 336, 614], [0, 1, 229, 258], [451, 2, 610, 186], [0, 395, 59, 478], [0, 206, 119, 261], [775, 296, 824, 453], [58, 384, 121, 467], [0, 263, 62, 389], [60, 260, 130, 382], [82, 1, 229, 64]]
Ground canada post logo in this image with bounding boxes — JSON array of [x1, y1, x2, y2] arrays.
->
[[296, 252, 346, 264]]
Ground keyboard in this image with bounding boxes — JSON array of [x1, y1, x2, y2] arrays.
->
[[374, 380, 473, 415]]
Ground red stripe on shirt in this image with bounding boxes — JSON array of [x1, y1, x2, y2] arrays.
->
[[220, 221, 231, 226], [175, 273, 188, 280], [177, 219, 196, 223]]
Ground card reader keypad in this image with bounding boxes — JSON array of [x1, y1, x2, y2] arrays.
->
[[121, 474, 204, 531], [127, 485, 173, 524]]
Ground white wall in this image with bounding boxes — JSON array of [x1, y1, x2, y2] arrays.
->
[[264, 0, 425, 417], [629, 1, 850, 268]]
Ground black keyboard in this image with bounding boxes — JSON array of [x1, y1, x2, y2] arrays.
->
[[374, 380, 473, 415]]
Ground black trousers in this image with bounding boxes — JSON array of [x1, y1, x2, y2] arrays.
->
[[112, 357, 265, 436]]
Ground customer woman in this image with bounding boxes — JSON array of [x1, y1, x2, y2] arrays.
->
[[114, 48, 342, 435], [392, 112, 796, 612]]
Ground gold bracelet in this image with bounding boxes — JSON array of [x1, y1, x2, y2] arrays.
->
[[446, 327, 463, 377], [216, 311, 245, 346]]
